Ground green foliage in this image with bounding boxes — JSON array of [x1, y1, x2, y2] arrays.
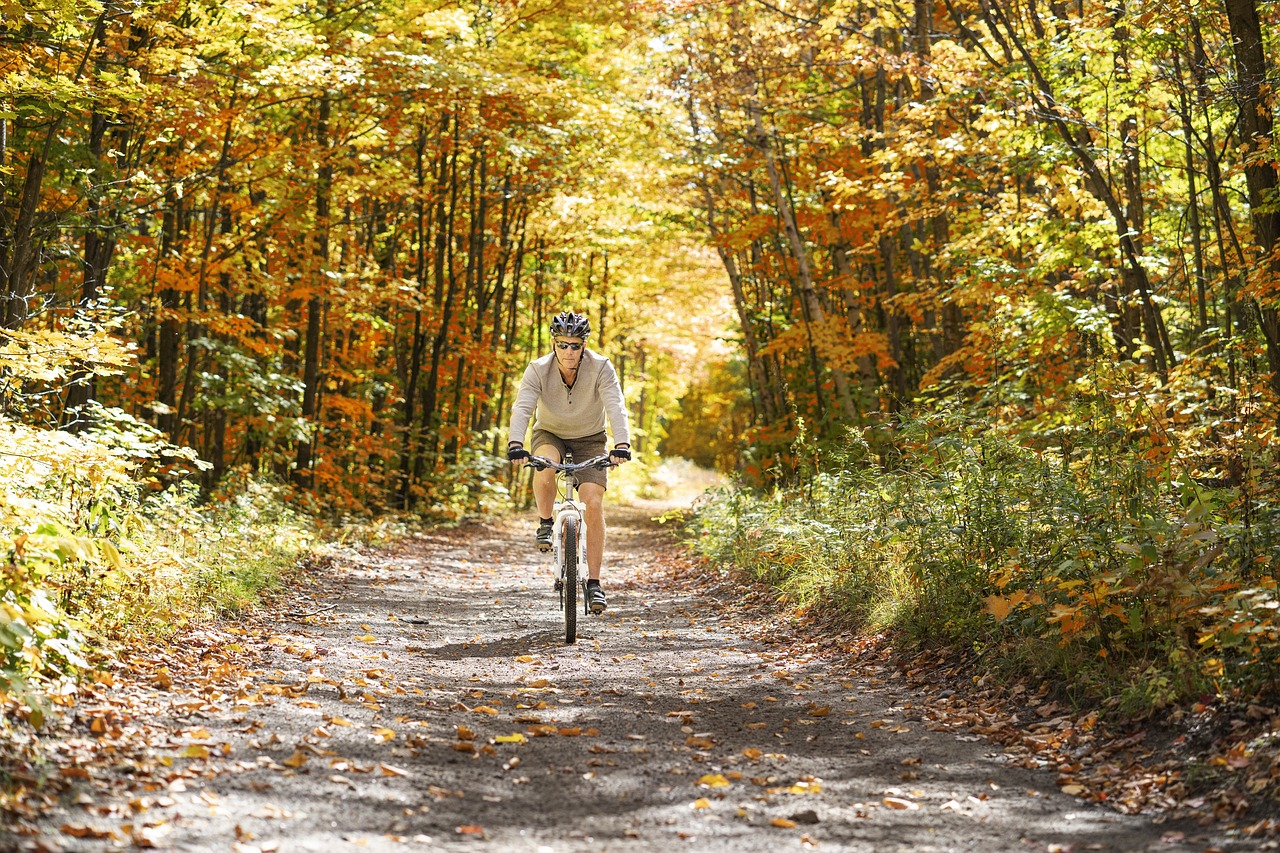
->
[[0, 404, 314, 730], [687, 388, 1280, 711]]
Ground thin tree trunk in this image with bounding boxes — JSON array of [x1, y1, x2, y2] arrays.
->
[[295, 89, 332, 486], [749, 97, 858, 425]]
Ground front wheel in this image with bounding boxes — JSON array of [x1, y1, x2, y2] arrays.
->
[[561, 515, 579, 644]]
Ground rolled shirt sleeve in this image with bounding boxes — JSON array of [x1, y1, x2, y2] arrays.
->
[[597, 358, 630, 447], [508, 363, 542, 446]]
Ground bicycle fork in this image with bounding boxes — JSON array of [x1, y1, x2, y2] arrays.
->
[[551, 502, 589, 610]]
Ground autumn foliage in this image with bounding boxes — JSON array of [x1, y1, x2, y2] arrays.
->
[[667, 0, 1280, 707]]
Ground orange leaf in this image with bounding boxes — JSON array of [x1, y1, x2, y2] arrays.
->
[[883, 796, 919, 810]]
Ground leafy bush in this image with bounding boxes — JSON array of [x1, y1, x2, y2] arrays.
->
[[0, 406, 314, 729], [687, 398, 1280, 710]]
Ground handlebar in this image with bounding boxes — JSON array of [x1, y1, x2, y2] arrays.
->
[[525, 454, 617, 473]]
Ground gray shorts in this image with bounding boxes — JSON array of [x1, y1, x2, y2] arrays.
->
[[530, 429, 608, 489]]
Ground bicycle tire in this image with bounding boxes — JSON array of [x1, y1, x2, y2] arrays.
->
[[562, 515, 579, 644]]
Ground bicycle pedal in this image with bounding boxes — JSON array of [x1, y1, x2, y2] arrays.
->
[[538, 542, 551, 553]]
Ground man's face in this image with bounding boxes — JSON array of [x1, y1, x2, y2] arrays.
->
[[554, 337, 585, 370]]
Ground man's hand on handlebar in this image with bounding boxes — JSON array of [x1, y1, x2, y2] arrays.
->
[[609, 444, 631, 464], [508, 442, 529, 466]]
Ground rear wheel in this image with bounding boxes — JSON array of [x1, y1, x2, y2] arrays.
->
[[562, 516, 579, 644]]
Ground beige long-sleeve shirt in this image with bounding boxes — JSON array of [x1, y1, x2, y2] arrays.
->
[[508, 349, 631, 447]]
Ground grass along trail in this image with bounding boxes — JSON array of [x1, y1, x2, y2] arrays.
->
[[11, 502, 1232, 851]]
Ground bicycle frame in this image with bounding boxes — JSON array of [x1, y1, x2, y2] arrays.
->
[[526, 453, 613, 643]]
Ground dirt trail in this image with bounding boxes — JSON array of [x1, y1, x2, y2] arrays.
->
[[17, 503, 1230, 852]]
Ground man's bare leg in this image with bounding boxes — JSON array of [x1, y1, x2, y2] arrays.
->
[[579, 482, 605, 581]]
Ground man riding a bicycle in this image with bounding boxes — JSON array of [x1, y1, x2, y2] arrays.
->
[[507, 311, 632, 614]]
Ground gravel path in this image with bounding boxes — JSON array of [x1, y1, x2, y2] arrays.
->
[[15, 502, 1229, 852]]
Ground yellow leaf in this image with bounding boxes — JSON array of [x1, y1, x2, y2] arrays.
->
[[356, 634, 378, 643], [807, 707, 832, 717], [456, 725, 476, 740], [770, 818, 798, 828], [742, 748, 763, 760], [179, 745, 210, 759], [526, 679, 550, 688], [692, 798, 711, 809], [372, 727, 396, 743], [473, 706, 499, 716], [515, 655, 538, 663], [282, 750, 308, 769], [188, 728, 212, 740], [697, 774, 731, 788], [328, 716, 353, 727], [787, 781, 821, 794], [495, 733, 527, 744], [378, 763, 410, 777]]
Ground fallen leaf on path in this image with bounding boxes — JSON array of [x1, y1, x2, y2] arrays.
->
[[282, 750, 308, 769], [807, 707, 831, 717], [515, 655, 538, 663], [456, 725, 476, 740], [743, 748, 763, 760], [179, 745, 210, 759], [787, 780, 822, 794], [372, 727, 396, 742], [451, 742, 476, 753], [770, 818, 798, 828], [379, 763, 410, 777], [693, 798, 711, 809], [697, 774, 730, 788], [61, 824, 117, 840], [456, 825, 485, 837], [686, 736, 715, 749], [473, 706, 499, 716], [883, 797, 919, 810], [495, 733, 527, 744]]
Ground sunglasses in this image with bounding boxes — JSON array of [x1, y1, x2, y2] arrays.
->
[[555, 342, 583, 351]]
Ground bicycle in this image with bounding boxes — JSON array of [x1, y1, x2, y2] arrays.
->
[[525, 453, 615, 644]]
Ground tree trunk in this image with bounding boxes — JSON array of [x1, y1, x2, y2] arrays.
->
[[749, 97, 859, 425], [295, 90, 331, 487], [1222, 0, 1280, 398]]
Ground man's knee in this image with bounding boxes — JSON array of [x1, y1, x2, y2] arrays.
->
[[580, 484, 605, 512]]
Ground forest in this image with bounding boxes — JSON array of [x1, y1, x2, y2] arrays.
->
[[2, 0, 1279, 808]]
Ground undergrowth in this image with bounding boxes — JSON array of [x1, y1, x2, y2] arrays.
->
[[0, 404, 315, 730], [687, 401, 1280, 715]]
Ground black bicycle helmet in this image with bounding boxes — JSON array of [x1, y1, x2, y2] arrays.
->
[[549, 311, 591, 339]]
